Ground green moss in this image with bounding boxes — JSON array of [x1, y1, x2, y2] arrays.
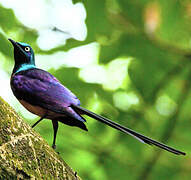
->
[[0, 96, 81, 179], [0, 167, 17, 180]]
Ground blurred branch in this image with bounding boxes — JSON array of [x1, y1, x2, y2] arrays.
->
[[151, 58, 191, 101], [0, 97, 81, 180], [146, 34, 191, 57], [137, 70, 191, 180], [52, 27, 70, 35]]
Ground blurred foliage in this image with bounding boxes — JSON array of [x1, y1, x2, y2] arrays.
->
[[1, 0, 191, 180]]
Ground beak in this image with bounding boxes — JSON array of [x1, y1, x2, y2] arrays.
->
[[8, 38, 20, 48], [8, 38, 25, 55]]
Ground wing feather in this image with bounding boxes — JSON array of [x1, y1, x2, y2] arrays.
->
[[11, 68, 84, 122]]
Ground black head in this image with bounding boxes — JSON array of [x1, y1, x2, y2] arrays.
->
[[9, 39, 36, 73]]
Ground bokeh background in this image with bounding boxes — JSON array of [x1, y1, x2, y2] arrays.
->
[[0, 0, 190, 179]]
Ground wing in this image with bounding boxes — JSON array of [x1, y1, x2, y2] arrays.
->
[[11, 68, 85, 122]]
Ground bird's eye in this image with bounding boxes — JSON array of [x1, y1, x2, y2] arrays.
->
[[25, 47, 30, 52]]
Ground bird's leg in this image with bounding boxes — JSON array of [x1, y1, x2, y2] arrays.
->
[[52, 120, 59, 150], [74, 172, 78, 180], [32, 114, 46, 128]]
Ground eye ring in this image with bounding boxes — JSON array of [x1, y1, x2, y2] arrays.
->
[[25, 47, 30, 52]]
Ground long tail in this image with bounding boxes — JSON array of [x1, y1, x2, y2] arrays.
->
[[72, 105, 186, 156]]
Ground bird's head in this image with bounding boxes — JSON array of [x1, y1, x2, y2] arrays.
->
[[9, 39, 36, 73]]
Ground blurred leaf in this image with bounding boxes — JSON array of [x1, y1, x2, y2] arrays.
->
[[0, 5, 19, 32], [118, 0, 147, 28], [72, 0, 82, 3], [19, 28, 38, 47], [100, 33, 183, 102], [0, 32, 12, 57], [157, 0, 191, 49]]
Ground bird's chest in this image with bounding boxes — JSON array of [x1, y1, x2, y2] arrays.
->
[[19, 100, 64, 119], [19, 100, 66, 119], [19, 100, 47, 117]]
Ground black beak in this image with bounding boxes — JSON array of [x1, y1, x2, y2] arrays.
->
[[8, 38, 25, 55], [8, 38, 19, 48]]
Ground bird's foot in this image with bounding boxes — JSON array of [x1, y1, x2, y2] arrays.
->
[[52, 144, 56, 149], [74, 171, 78, 179], [52, 144, 60, 154]]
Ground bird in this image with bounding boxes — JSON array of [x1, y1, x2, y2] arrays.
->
[[8, 38, 186, 155]]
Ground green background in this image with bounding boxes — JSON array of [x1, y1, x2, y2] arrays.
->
[[0, 0, 190, 179]]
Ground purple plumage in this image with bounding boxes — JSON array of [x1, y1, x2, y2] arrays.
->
[[11, 68, 87, 130]]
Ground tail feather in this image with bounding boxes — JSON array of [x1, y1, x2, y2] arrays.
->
[[55, 116, 88, 131], [72, 105, 186, 156]]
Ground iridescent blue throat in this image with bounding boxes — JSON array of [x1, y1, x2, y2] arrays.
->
[[15, 64, 36, 73]]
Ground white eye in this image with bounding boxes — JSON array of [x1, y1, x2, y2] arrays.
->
[[25, 47, 30, 52]]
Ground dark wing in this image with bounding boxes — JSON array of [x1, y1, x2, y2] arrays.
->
[[11, 68, 85, 122]]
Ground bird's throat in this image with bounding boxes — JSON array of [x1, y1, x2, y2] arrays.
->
[[13, 63, 36, 74]]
